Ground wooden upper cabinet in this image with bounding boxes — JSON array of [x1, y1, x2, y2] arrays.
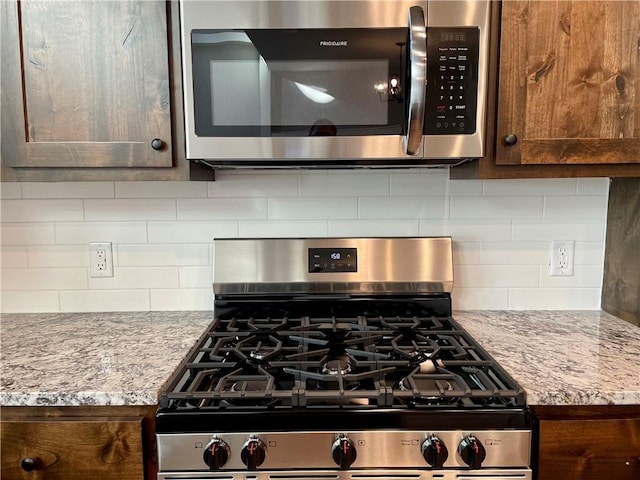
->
[[1, 0, 172, 170], [495, 0, 640, 166]]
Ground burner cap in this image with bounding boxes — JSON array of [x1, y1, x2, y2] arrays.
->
[[322, 359, 352, 376], [249, 348, 272, 362]]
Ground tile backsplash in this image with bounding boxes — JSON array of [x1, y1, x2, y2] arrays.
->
[[0, 171, 609, 313]]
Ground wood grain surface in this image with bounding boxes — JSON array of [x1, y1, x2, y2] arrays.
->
[[0, 417, 144, 480], [495, 0, 640, 166]]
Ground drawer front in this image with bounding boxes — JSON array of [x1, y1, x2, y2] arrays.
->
[[0, 417, 144, 480], [538, 418, 640, 480]]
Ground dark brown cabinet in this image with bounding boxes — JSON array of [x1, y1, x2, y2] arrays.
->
[[534, 406, 640, 480], [0, 1, 211, 181], [454, 0, 640, 179], [0, 406, 157, 480]]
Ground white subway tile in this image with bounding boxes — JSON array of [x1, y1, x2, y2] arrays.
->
[[448, 179, 483, 196], [84, 199, 176, 221], [508, 288, 601, 309], [115, 181, 207, 198], [389, 171, 448, 196], [359, 197, 448, 219], [178, 198, 268, 220], [300, 173, 388, 197], [0, 246, 28, 268], [180, 266, 213, 288], [118, 244, 210, 267], [539, 265, 603, 288], [419, 220, 512, 241], [0, 183, 22, 199], [1, 268, 87, 290], [239, 221, 328, 238], [452, 242, 480, 265], [577, 178, 610, 195], [55, 222, 148, 244], [451, 196, 543, 219], [544, 195, 608, 219], [452, 288, 509, 309], [21, 182, 114, 198], [269, 197, 357, 220], [89, 267, 179, 289], [575, 242, 605, 265], [0, 291, 59, 313], [512, 220, 605, 242], [328, 220, 418, 237], [454, 265, 539, 288], [59, 290, 150, 312], [148, 221, 238, 243], [482, 178, 577, 196], [0, 223, 55, 245], [478, 242, 548, 265], [209, 174, 298, 197], [149, 288, 213, 311], [1, 199, 84, 222], [27, 245, 89, 267]]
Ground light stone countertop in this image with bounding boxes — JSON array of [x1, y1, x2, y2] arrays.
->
[[0, 311, 213, 406], [454, 310, 640, 406], [1, 310, 638, 407]]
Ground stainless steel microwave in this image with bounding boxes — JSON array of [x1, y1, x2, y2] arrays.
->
[[179, 1, 491, 168]]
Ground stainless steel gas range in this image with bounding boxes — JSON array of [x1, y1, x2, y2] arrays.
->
[[156, 237, 531, 480]]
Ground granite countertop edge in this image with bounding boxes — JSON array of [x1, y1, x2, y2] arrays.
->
[[1, 310, 639, 408]]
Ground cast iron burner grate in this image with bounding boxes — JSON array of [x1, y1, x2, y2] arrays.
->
[[160, 305, 526, 410]]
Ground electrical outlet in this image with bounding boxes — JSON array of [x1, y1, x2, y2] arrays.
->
[[89, 242, 113, 278], [548, 240, 575, 276]]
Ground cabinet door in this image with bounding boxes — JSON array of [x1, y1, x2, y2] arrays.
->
[[1, 0, 172, 169], [0, 417, 144, 480], [537, 418, 640, 480], [495, 1, 640, 166]]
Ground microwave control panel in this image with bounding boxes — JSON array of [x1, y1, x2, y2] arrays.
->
[[424, 27, 479, 135]]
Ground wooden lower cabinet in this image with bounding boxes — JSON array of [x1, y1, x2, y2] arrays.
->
[[0, 406, 157, 480], [534, 406, 640, 480]]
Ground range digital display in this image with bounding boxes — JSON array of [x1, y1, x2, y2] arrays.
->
[[308, 248, 357, 273]]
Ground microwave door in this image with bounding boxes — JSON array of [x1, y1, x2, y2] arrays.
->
[[405, 6, 427, 156]]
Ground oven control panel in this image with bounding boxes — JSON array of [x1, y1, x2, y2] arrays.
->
[[308, 248, 357, 273], [157, 430, 531, 473]]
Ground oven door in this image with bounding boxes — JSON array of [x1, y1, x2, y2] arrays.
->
[[180, 0, 427, 163]]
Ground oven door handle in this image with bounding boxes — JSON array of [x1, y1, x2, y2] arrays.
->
[[405, 6, 427, 156]]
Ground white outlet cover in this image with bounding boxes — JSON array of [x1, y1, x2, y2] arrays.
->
[[549, 240, 575, 276], [89, 242, 114, 277]]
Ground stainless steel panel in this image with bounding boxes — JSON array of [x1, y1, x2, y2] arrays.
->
[[180, 0, 491, 165], [159, 470, 532, 480], [424, 0, 491, 160], [213, 237, 453, 295], [158, 430, 531, 471], [405, 6, 427, 155]]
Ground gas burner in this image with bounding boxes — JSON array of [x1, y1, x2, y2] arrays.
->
[[322, 357, 352, 376], [391, 334, 442, 363], [248, 348, 274, 363], [234, 335, 283, 365]]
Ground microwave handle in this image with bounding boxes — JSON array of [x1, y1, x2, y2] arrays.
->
[[405, 6, 427, 155]]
